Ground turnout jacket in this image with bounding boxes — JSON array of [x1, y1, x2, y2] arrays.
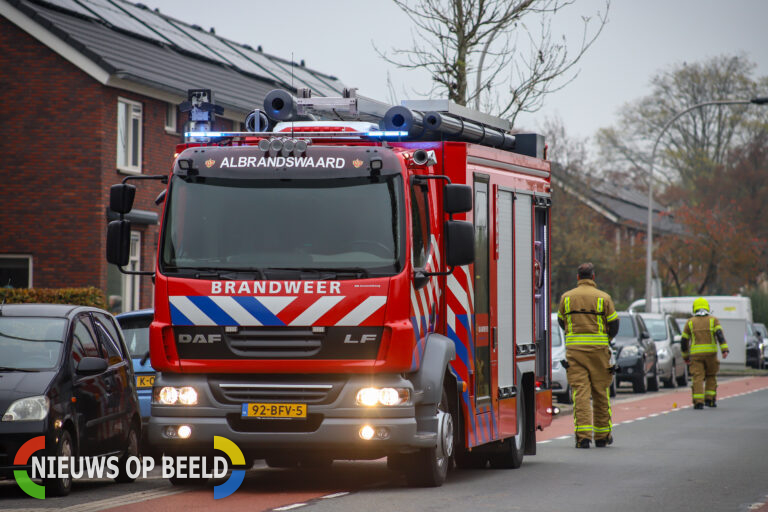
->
[[557, 279, 619, 348], [681, 314, 728, 358]]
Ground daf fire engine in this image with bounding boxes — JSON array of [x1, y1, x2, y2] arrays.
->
[[107, 87, 554, 487]]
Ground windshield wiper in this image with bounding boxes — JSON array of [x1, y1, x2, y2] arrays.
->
[[164, 266, 264, 279], [265, 267, 369, 279], [0, 366, 38, 372]]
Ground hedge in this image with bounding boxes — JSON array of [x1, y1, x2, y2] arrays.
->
[[0, 287, 107, 309]]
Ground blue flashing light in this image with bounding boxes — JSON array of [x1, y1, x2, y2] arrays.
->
[[366, 131, 408, 137], [185, 131, 223, 137]]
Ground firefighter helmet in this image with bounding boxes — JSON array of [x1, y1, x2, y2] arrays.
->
[[692, 297, 710, 313]]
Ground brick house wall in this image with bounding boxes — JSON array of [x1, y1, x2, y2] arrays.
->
[[0, 16, 237, 310]]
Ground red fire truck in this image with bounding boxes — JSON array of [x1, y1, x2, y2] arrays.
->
[[107, 88, 554, 487]]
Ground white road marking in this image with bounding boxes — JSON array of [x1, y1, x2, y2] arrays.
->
[[321, 492, 350, 499], [274, 504, 308, 511]]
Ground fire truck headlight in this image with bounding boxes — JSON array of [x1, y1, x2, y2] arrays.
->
[[156, 386, 199, 405], [158, 386, 179, 405], [356, 388, 380, 407], [356, 387, 410, 407], [178, 386, 199, 405]]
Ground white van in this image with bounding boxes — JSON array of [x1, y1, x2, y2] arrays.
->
[[629, 296, 752, 368]]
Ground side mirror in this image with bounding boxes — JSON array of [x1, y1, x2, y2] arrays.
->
[[445, 220, 474, 267], [673, 334, 682, 344], [107, 220, 131, 266], [76, 357, 108, 375], [640, 331, 651, 341], [444, 184, 472, 214], [110, 184, 136, 214]]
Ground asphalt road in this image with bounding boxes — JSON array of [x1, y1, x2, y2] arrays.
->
[[2, 377, 767, 512]]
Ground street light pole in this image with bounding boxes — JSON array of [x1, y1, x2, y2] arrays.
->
[[644, 97, 768, 312]]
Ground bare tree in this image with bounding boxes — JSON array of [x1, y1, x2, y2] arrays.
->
[[376, 0, 609, 125], [596, 54, 765, 189]]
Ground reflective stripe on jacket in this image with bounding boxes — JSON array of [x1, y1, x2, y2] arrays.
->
[[557, 280, 617, 347], [680, 314, 729, 357]]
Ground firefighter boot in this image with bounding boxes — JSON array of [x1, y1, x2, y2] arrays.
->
[[595, 435, 613, 448], [694, 403, 704, 410], [705, 398, 717, 408], [576, 438, 591, 449]]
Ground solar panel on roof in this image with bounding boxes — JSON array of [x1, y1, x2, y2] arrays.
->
[[75, 0, 166, 43], [167, 22, 278, 82], [40, 0, 98, 19], [267, 57, 341, 96], [117, 3, 223, 63], [231, 44, 297, 86]]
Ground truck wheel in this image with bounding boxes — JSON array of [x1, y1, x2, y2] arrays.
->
[[405, 390, 452, 487], [488, 389, 525, 469], [45, 430, 74, 496]]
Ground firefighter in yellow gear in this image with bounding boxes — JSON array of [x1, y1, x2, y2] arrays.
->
[[557, 263, 619, 449], [681, 297, 729, 409]]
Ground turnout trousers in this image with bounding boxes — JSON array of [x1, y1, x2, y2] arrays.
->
[[690, 353, 719, 405], [565, 346, 613, 442]]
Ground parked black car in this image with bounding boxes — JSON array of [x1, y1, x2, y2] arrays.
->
[[0, 304, 141, 496], [614, 312, 659, 393]]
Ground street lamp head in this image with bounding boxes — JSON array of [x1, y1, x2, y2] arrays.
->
[[751, 97, 768, 105]]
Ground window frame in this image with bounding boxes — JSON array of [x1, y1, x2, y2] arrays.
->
[[164, 102, 178, 133], [116, 97, 143, 174], [410, 182, 431, 269], [0, 254, 33, 288]]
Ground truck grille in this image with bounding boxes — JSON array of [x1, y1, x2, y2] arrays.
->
[[227, 328, 322, 358], [209, 375, 345, 405]]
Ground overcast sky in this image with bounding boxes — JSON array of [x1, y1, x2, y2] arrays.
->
[[146, 0, 768, 142]]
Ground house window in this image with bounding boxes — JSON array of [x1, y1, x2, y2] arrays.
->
[[165, 102, 177, 132], [0, 255, 32, 288], [117, 98, 142, 173]]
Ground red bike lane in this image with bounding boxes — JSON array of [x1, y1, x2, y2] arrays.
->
[[106, 376, 768, 512]]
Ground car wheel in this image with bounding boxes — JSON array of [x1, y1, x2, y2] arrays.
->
[[676, 363, 689, 387], [45, 430, 74, 496], [610, 378, 617, 398], [405, 390, 452, 486], [647, 363, 660, 392], [633, 374, 647, 393], [558, 385, 573, 405], [664, 361, 678, 389], [115, 426, 139, 483], [489, 388, 525, 469]]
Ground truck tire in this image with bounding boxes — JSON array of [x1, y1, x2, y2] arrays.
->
[[405, 390, 452, 487], [488, 390, 525, 469]]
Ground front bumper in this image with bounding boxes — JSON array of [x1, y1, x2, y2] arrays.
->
[[147, 373, 432, 460], [616, 357, 644, 380]]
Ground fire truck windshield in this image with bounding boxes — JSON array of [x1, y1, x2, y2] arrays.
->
[[160, 175, 404, 278]]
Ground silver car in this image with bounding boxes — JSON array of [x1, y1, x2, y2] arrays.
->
[[755, 323, 768, 362], [638, 312, 688, 388], [551, 313, 570, 403]]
